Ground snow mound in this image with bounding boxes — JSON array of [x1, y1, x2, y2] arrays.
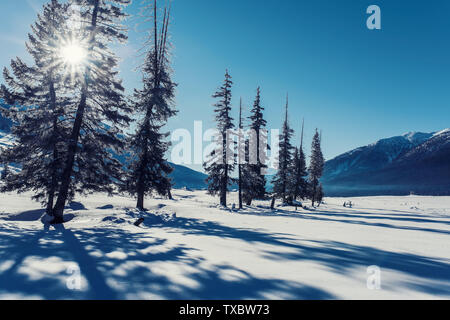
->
[[101, 208, 177, 227], [102, 216, 128, 224]]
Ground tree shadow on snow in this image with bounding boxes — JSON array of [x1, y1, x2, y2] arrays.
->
[[163, 217, 450, 297], [237, 206, 450, 236], [5, 209, 46, 222], [0, 209, 449, 299], [0, 217, 333, 299]]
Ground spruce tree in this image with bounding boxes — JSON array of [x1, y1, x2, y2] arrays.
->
[[51, 0, 131, 224], [0, 0, 75, 213], [290, 120, 308, 201], [245, 87, 268, 204], [124, 0, 177, 210], [272, 95, 294, 204], [309, 129, 324, 207], [204, 70, 235, 207]]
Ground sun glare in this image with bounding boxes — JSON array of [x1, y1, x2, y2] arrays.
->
[[60, 42, 87, 66]]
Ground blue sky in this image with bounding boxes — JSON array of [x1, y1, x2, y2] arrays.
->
[[1, 0, 449, 171]]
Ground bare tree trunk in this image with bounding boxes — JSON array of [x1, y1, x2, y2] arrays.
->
[[136, 147, 147, 211], [220, 173, 227, 207], [238, 99, 243, 209], [238, 146, 242, 208], [238, 168, 242, 209], [270, 196, 276, 210], [46, 192, 55, 215], [46, 80, 58, 217], [311, 183, 316, 208], [221, 132, 228, 207], [52, 95, 87, 224], [137, 191, 145, 211]]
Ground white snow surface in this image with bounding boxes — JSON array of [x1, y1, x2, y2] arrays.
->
[[0, 190, 449, 300]]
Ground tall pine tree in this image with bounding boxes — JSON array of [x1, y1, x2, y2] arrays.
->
[[309, 129, 324, 207], [204, 70, 235, 207], [51, 0, 132, 223], [0, 0, 75, 213], [290, 120, 308, 201], [124, 0, 177, 210], [272, 95, 294, 204], [244, 87, 268, 204]]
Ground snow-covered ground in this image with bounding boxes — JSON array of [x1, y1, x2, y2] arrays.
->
[[0, 190, 449, 300]]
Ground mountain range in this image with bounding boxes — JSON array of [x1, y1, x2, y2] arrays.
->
[[322, 129, 450, 196]]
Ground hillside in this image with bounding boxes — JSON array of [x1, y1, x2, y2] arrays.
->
[[323, 130, 450, 196]]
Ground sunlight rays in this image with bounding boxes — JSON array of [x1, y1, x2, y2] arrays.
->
[[57, 37, 89, 83], [60, 42, 87, 67]]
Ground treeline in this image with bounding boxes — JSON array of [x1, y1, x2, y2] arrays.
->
[[204, 71, 325, 209], [0, 0, 176, 223]]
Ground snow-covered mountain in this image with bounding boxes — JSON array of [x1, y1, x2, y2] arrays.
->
[[169, 163, 207, 190], [323, 130, 450, 196], [324, 131, 433, 180]]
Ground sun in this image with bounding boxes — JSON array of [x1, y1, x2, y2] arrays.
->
[[57, 38, 88, 81], [59, 41, 87, 67]]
